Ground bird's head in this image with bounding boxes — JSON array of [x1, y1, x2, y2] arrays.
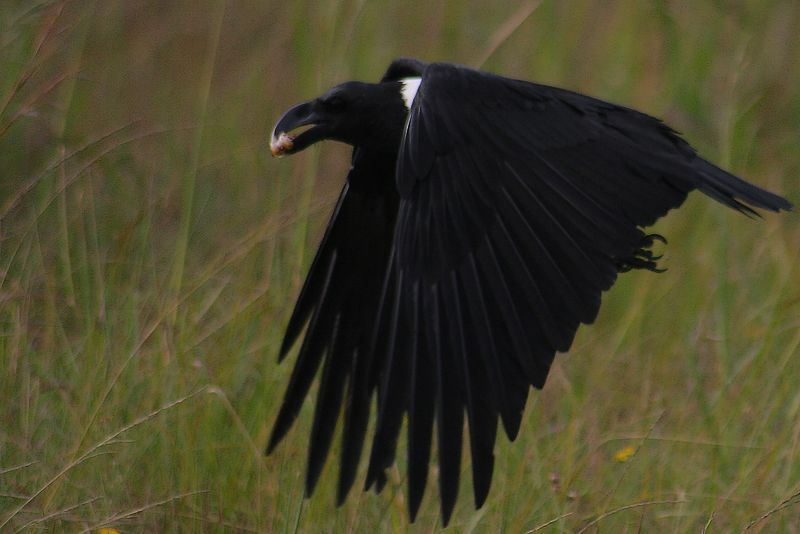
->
[[270, 80, 409, 157]]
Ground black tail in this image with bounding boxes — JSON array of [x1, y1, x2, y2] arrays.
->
[[695, 159, 793, 216]]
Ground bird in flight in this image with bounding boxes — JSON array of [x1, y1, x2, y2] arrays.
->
[[267, 58, 792, 525]]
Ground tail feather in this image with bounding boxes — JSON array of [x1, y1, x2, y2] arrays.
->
[[695, 159, 793, 216]]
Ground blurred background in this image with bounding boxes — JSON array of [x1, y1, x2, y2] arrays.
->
[[0, 0, 798, 531]]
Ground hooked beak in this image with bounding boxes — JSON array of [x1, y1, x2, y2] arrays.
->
[[270, 101, 328, 157]]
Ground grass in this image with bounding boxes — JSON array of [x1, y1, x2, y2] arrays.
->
[[0, 0, 798, 531]]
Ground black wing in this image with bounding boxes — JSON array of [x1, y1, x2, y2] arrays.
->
[[267, 59, 426, 504], [365, 62, 792, 523]]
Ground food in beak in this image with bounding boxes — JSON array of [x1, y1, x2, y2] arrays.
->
[[271, 132, 295, 157]]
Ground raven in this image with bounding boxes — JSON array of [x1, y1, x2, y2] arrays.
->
[[267, 58, 791, 525]]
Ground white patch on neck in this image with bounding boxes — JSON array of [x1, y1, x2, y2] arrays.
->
[[400, 77, 422, 109]]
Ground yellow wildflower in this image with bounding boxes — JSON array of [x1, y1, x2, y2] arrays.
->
[[613, 445, 636, 462]]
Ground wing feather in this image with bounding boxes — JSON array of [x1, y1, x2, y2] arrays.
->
[[427, 282, 464, 525], [406, 279, 436, 521], [268, 147, 400, 500], [444, 272, 496, 508]]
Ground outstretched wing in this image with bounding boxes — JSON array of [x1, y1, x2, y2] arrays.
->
[[365, 62, 791, 523], [267, 59, 426, 504]]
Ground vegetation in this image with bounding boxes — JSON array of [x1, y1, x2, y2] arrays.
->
[[1, 1, 798, 531]]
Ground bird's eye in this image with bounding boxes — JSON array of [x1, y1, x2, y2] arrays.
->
[[324, 96, 346, 111]]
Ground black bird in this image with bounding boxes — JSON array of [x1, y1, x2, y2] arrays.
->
[[267, 58, 792, 525]]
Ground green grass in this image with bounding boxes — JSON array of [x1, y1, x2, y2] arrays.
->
[[1, 0, 799, 531]]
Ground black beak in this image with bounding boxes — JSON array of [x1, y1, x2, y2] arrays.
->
[[270, 101, 328, 157]]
